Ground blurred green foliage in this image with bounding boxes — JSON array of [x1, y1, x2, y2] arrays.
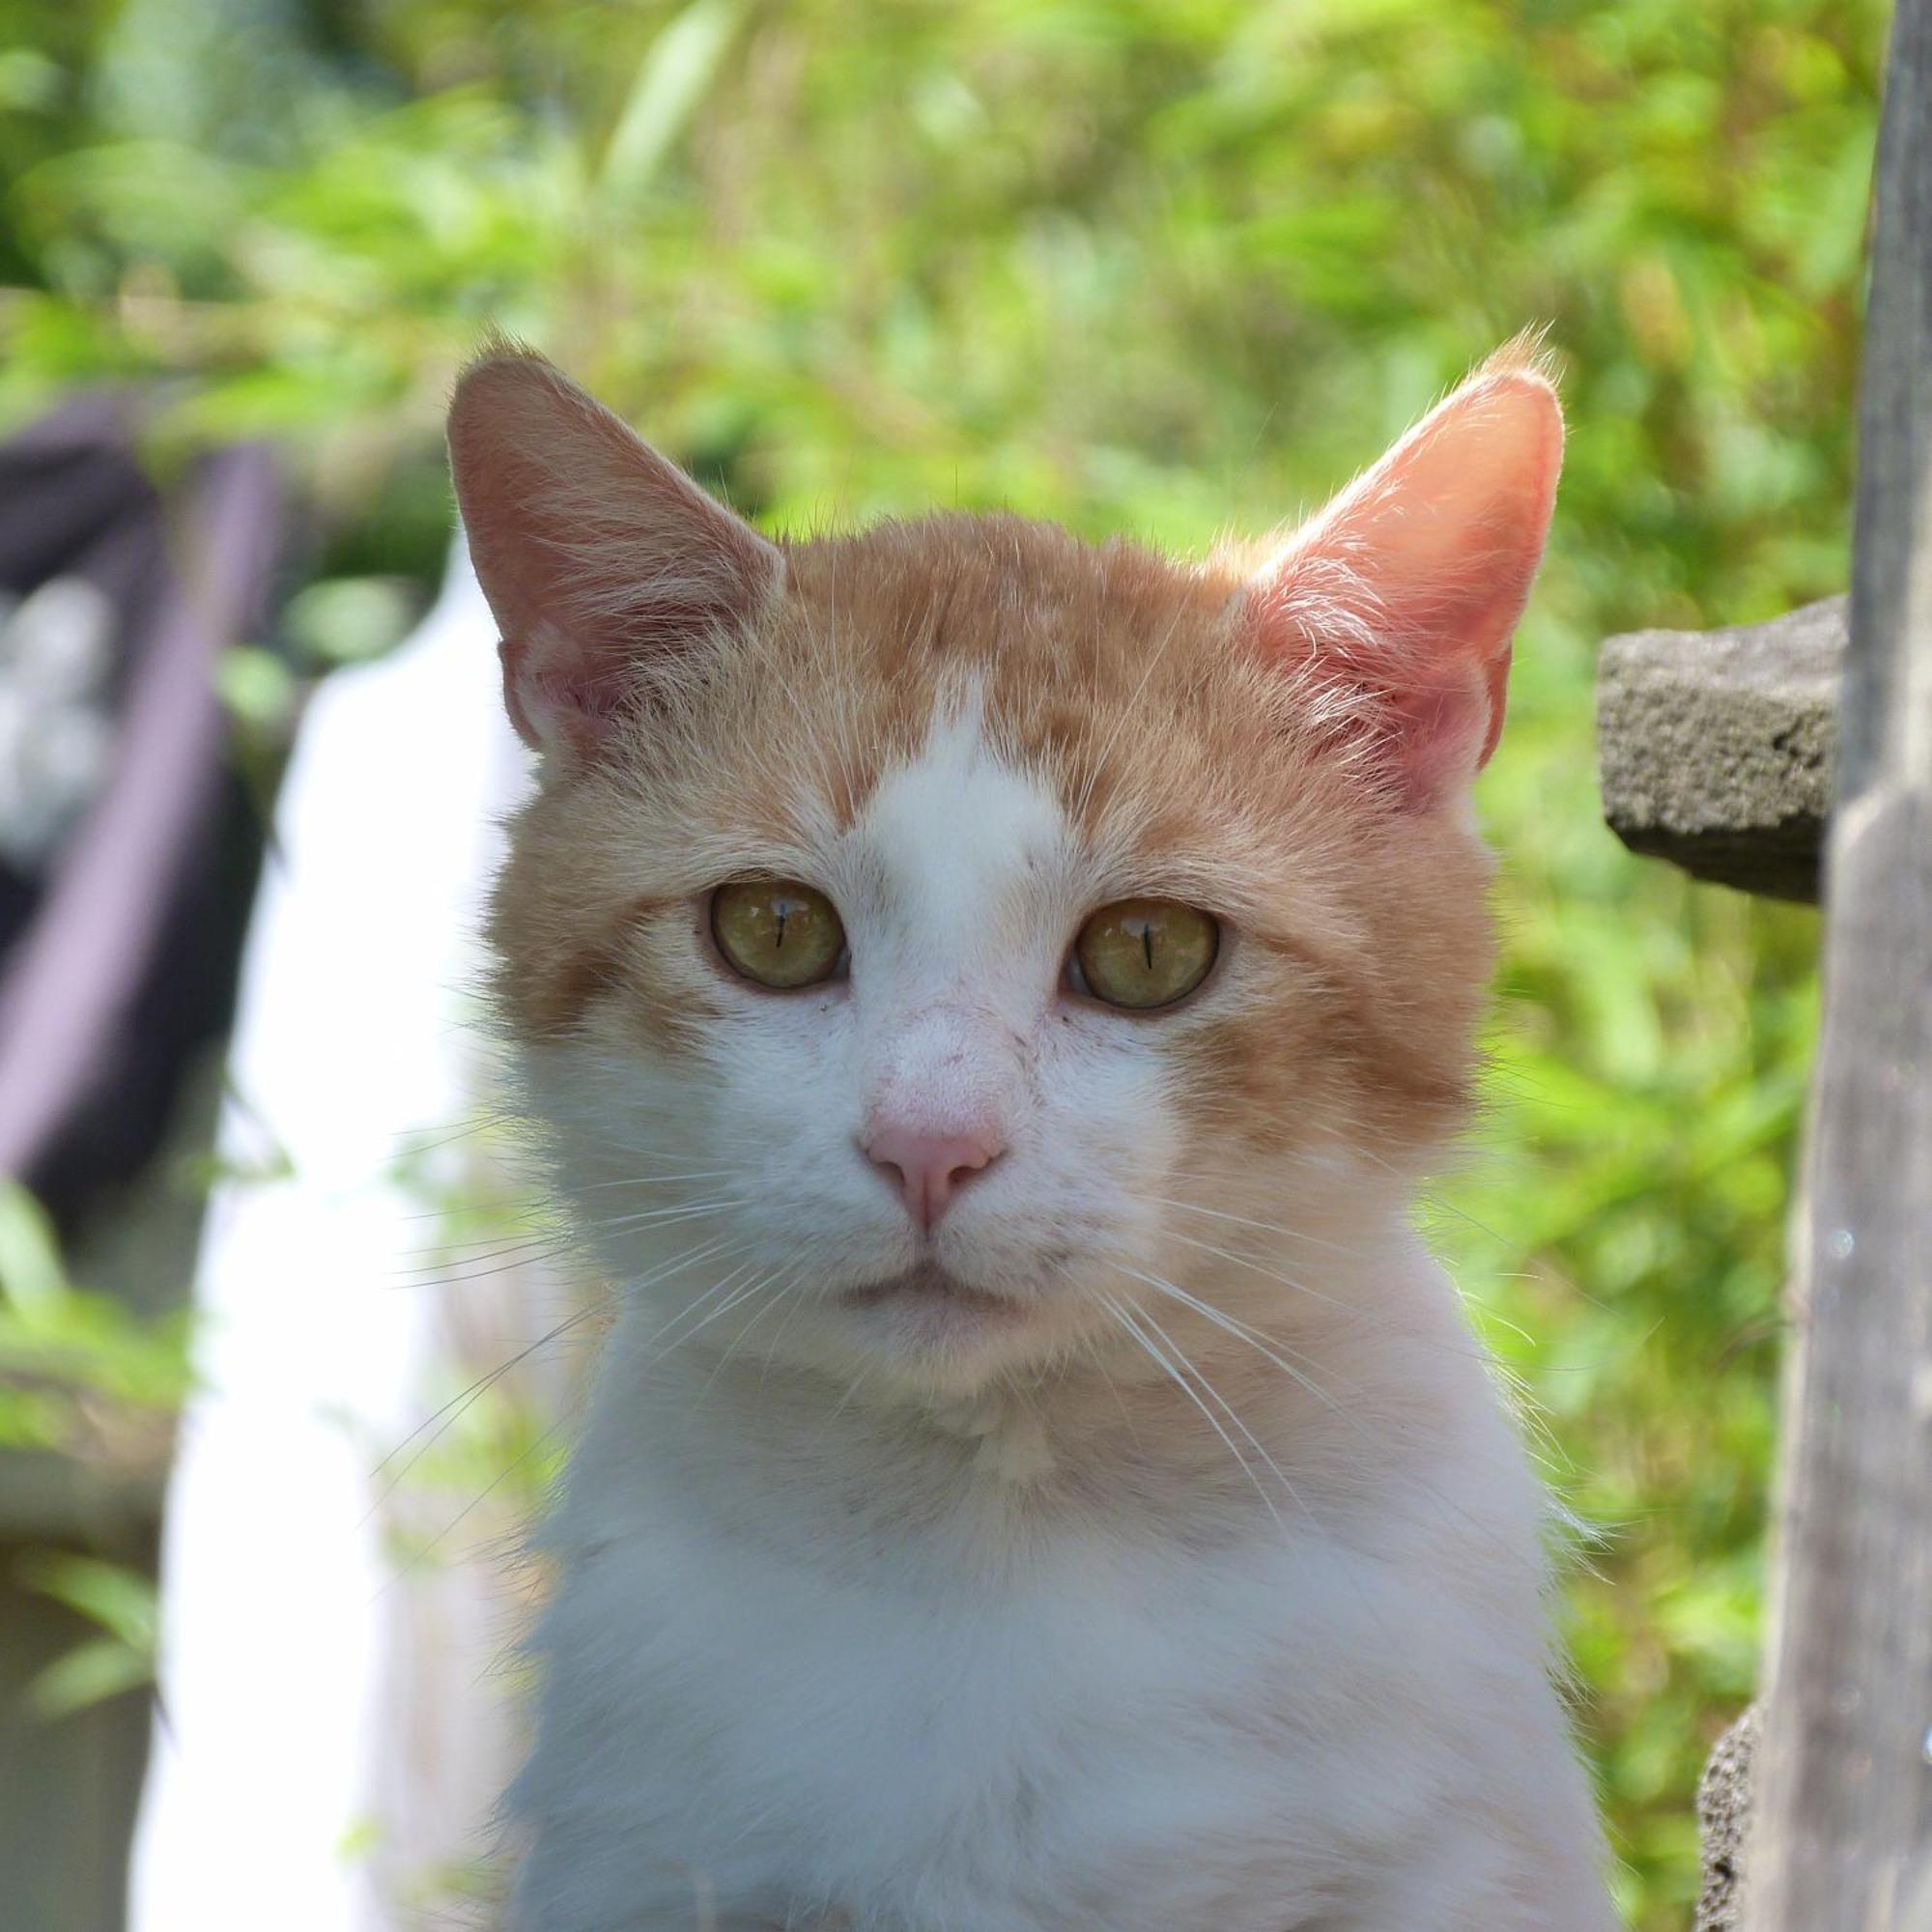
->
[[0, 1180, 183, 1721], [15, 1548, 160, 1719], [0, 1179, 190, 1468], [0, 1, 1884, 1921]]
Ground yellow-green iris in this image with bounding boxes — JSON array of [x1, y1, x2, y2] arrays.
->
[[1074, 899, 1219, 1010], [711, 880, 846, 989]]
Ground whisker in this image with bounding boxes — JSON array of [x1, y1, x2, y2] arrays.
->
[[568, 1168, 751, 1194], [380, 1413, 571, 1595], [696, 1265, 808, 1402], [1150, 1194, 1366, 1255], [757, 1272, 818, 1388], [360, 1298, 611, 1519], [626, 1264, 784, 1378], [389, 1111, 524, 1157], [582, 1198, 749, 1237], [392, 1231, 565, 1272], [1124, 1267, 1540, 1569], [1122, 1266, 1333, 1395], [390, 1242, 576, 1291], [1123, 1293, 1325, 1538], [828, 1357, 878, 1423], [1097, 1291, 1287, 1536], [1157, 1226, 1370, 1318], [369, 1231, 753, 1519], [621, 1248, 762, 1360]]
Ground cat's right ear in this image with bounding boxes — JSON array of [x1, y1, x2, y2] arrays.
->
[[447, 346, 783, 756], [1242, 345, 1562, 810]]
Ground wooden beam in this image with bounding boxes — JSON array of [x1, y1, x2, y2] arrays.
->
[[1746, 0, 1932, 1922]]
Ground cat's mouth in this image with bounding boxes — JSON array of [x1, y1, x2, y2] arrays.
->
[[841, 1263, 1026, 1326]]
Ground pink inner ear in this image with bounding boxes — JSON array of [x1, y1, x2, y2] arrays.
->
[[497, 625, 641, 755], [1251, 360, 1563, 809], [448, 349, 783, 757]]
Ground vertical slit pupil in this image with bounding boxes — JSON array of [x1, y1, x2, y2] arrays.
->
[[1141, 921, 1154, 971]]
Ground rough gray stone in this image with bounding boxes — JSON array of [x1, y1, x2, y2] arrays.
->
[[1595, 597, 1845, 902], [1695, 1704, 1760, 1931]]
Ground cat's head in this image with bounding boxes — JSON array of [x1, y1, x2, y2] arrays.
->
[[450, 345, 1560, 1397]]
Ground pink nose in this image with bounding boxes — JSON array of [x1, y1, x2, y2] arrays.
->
[[864, 1125, 1003, 1232]]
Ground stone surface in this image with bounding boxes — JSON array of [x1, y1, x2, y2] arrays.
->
[[1695, 1705, 1761, 1931], [1595, 596, 1845, 902]]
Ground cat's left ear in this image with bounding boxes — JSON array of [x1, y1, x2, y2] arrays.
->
[[1246, 345, 1562, 809], [448, 344, 783, 757]]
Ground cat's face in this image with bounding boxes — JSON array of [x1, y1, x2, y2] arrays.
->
[[453, 348, 1561, 1395]]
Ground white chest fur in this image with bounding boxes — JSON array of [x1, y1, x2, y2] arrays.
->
[[508, 1332, 1610, 1932]]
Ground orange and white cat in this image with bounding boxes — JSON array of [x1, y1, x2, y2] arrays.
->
[[448, 341, 1614, 1931]]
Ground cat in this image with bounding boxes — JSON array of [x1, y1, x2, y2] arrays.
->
[[446, 337, 1616, 1931]]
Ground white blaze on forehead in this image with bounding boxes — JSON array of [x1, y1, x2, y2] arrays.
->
[[856, 684, 1071, 988]]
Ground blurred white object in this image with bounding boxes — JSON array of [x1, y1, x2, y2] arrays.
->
[[130, 545, 532, 1932]]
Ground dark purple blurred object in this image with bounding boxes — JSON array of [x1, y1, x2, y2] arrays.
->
[[0, 400, 293, 1230]]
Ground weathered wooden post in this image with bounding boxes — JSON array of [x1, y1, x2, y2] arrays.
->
[[1744, 0, 1932, 1921]]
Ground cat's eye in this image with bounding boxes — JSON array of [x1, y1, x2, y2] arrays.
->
[[710, 880, 847, 989], [1072, 899, 1219, 1011]]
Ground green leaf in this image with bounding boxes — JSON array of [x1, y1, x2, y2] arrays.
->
[[15, 1551, 159, 1651], [0, 1179, 69, 1321], [24, 1636, 155, 1719]]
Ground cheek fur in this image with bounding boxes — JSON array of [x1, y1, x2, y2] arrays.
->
[[1014, 1019, 1184, 1231], [1162, 890, 1491, 1167], [609, 904, 739, 1054]]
